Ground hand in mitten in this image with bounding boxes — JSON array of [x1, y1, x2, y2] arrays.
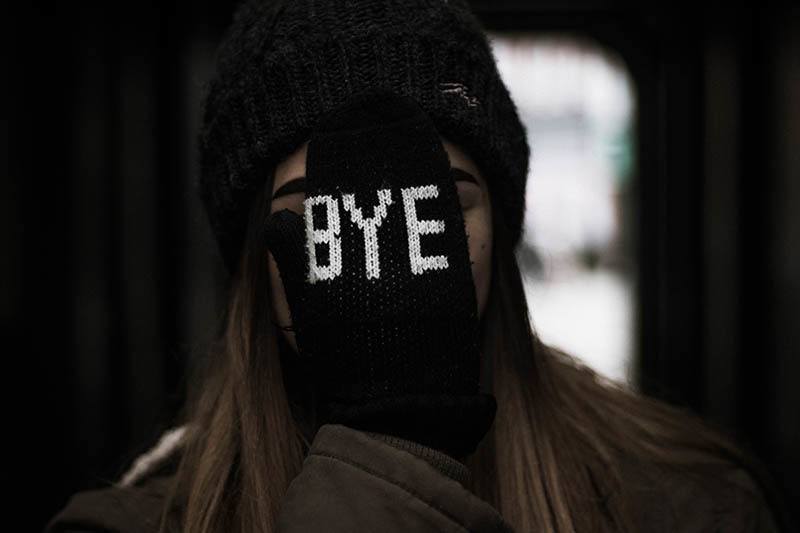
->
[[264, 89, 496, 459]]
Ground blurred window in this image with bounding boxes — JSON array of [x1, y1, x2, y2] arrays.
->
[[490, 33, 638, 385]]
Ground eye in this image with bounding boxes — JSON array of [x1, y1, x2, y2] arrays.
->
[[456, 181, 481, 211], [271, 177, 306, 215], [272, 192, 305, 216], [451, 167, 482, 211]]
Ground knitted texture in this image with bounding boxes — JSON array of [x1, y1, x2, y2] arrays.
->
[[198, 0, 530, 274], [264, 90, 496, 458], [363, 430, 472, 487]]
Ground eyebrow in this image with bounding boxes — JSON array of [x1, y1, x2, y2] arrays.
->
[[271, 168, 479, 200], [272, 177, 306, 200], [450, 167, 479, 186]]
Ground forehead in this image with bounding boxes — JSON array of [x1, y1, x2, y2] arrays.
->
[[271, 137, 485, 192], [272, 141, 310, 192]]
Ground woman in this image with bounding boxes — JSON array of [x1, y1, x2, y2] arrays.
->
[[47, 0, 787, 531]]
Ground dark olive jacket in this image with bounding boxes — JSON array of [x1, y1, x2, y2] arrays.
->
[[45, 423, 783, 532]]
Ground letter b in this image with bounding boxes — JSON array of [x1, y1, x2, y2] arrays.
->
[[304, 194, 343, 283]]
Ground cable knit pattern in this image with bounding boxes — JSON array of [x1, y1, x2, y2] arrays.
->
[[197, 0, 529, 273]]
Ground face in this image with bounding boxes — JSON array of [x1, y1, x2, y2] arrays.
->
[[267, 137, 494, 355]]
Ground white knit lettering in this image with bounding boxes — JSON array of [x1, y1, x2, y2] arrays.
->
[[305, 194, 342, 283], [401, 185, 449, 275], [342, 189, 393, 280], [304, 185, 451, 280]]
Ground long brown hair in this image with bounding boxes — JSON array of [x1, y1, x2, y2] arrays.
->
[[157, 165, 781, 532]]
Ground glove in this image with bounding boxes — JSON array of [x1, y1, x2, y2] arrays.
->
[[264, 89, 496, 459]]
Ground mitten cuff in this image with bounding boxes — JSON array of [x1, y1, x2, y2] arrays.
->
[[319, 392, 497, 458]]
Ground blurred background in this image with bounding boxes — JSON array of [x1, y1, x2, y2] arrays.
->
[[5, 2, 799, 529]]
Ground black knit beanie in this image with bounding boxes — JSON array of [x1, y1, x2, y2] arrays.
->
[[198, 0, 530, 274]]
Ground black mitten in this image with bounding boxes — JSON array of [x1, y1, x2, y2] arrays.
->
[[265, 89, 496, 458]]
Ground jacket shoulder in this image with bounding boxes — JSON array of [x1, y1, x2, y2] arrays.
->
[[45, 427, 185, 533], [621, 456, 781, 532], [44, 474, 175, 533]]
